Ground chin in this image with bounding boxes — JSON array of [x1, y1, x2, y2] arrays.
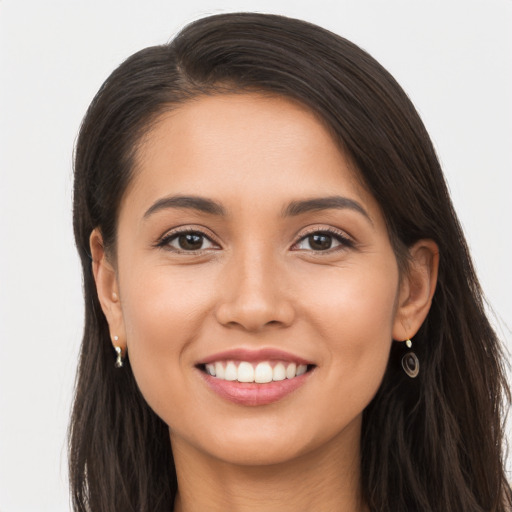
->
[[171, 412, 361, 469]]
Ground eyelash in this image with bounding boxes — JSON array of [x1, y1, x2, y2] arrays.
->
[[156, 226, 354, 254], [156, 227, 220, 254], [291, 227, 354, 252]]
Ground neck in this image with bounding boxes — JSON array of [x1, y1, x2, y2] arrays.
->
[[171, 420, 368, 512]]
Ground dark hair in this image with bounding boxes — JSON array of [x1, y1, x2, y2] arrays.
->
[[70, 12, 511, 511]]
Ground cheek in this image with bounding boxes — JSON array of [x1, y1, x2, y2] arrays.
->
[[118, 265, 215, 411], [297, 259, 399, 390], [121, 264, 214, 340], [301, 256, 399, 330]]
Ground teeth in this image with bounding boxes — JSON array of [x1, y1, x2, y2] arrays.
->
[[205, 360, 309, 383], [215, 362, 225, 379], [255, 362, 273, 383], [296, 364, 307, 376], [225, 361, 237, 381], [237, 362, 254, 382], [285, 362, 296, 379], [273, 363, 286, 381]]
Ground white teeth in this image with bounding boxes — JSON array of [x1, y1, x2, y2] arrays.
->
[[296, 364, 307, 376], [206, 360, 310, 383], [237, 362, 255, 382], [215, 362, 225, 379], [254, 362, 273, 383], [285, 362, 296, 379], [225, 362, 237, 381], [273, 363, 286, 381]]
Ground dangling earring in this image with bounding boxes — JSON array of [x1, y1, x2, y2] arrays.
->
[[401, 338, 419, 378], [113, 336, 123, 368]]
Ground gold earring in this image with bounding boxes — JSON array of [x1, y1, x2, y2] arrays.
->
[[401, 338, 419, 378], [113, 337, 123, 368], [114, 346, 124, 368]]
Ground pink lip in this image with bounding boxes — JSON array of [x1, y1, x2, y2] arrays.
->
[[198, 348, 314, 366], [199, 370, 313, 406], [197, 348, 315, 406]]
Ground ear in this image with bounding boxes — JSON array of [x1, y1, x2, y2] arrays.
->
[[393, 239, 439, 341], [90, 228, 126, 353]]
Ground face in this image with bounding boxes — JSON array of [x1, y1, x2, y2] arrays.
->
[[109, 93, 406, 466]]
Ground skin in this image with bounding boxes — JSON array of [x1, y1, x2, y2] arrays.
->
[[92, 93, 438, 512]]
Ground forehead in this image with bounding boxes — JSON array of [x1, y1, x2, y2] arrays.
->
[[124, 93, 376, 217]]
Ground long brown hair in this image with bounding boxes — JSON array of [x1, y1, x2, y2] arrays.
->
[[70, 12, 511, 511]]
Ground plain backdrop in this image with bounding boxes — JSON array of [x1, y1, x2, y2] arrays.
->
[[0, 0, 511, 510]]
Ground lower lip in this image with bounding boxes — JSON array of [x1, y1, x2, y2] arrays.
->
[[200, 370, 312, 406]]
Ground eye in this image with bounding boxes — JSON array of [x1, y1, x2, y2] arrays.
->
[[293, 230, 352, 252], [160, 230, 219, 252]]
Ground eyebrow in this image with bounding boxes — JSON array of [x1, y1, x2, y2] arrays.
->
[[283, 196, 372, 224], [143, 195, 226, 219], [143, 194, 371, 224]]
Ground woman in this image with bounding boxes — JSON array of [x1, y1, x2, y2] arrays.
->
[[69, 12, 511, 512]]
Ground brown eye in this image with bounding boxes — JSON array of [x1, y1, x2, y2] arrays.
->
[[178, 233, 204, 250], [163, 231, 218, 252], [293, 230, 352, 252], [307, 234, 333, 251]]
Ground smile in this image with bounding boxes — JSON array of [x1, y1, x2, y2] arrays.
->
[[197, 349, 315, 406], [203, 360, 309, 383]]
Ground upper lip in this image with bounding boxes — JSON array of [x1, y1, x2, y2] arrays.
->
[[198, 348, 315, 366]]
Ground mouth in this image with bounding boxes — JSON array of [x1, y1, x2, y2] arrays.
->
[[196, 349, 316, 406]]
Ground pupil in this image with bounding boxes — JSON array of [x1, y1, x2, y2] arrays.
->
[[309, 234, 332, 251], [179, 233, 203, 250]]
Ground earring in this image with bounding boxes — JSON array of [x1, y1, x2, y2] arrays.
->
[[113, 337, 123, 368], [401, 338, 419, 378]]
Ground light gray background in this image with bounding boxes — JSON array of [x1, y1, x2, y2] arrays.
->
[[1, 1, 511, 510]]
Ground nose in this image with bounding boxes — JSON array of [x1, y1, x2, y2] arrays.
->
[[214, 248, 295, 332]]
